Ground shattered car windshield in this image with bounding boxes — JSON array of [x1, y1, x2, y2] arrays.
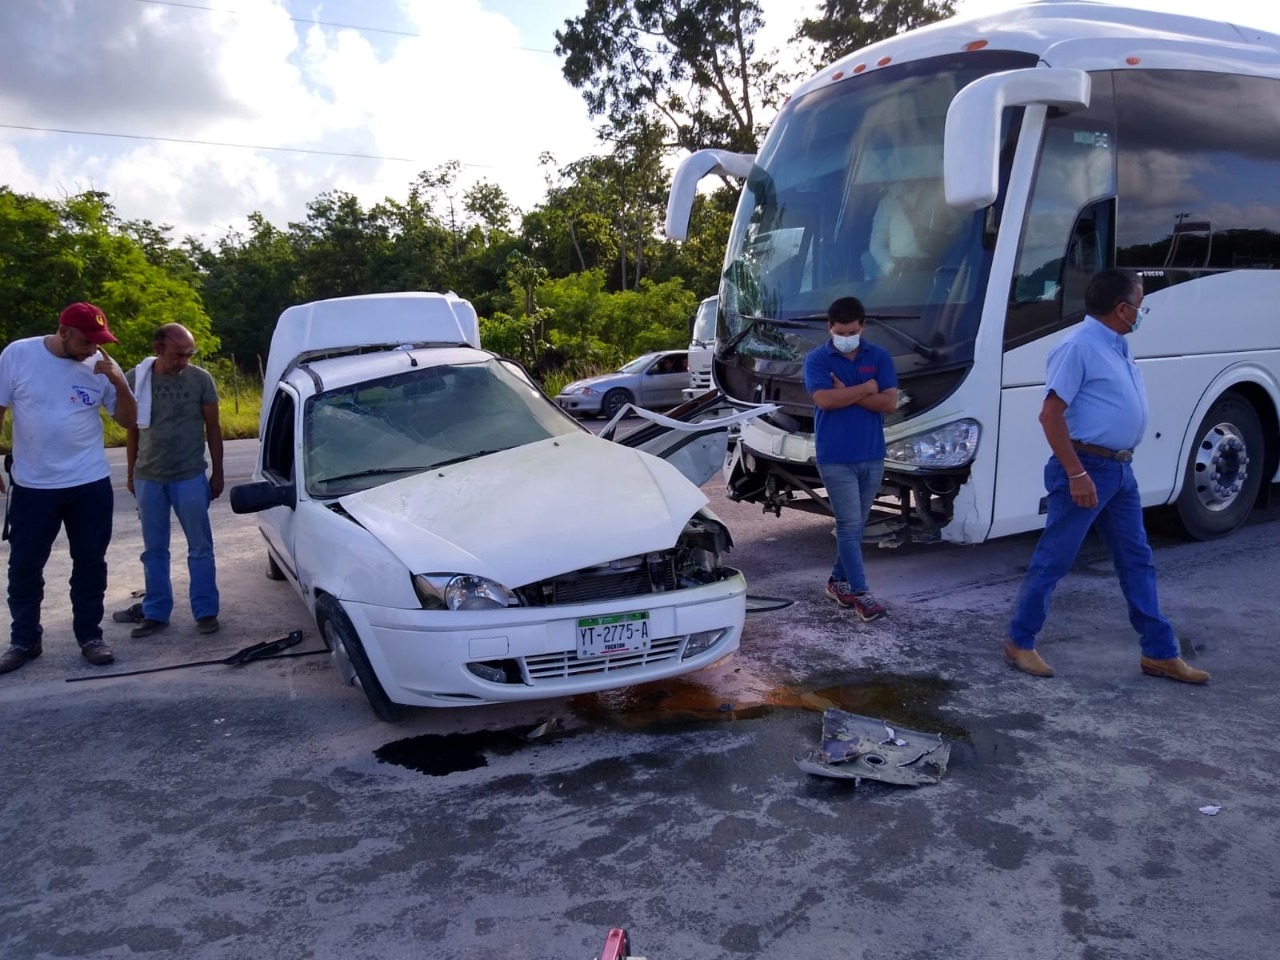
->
[[304, 358, 580, 497]]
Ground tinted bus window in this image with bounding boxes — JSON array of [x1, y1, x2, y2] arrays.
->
[[1116, 71, 1280, 273]]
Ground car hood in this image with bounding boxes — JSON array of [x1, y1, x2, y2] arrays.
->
[[562, 372, 625, 392], [337, 432, 709, 588]]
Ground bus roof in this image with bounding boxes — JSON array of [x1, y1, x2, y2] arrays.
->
[[794, 2, 1280, 102]]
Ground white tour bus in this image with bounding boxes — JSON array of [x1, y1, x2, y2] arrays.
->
[[666, 1, 1280, 544]]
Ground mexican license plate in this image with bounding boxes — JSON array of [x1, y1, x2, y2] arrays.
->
[[576, 611, 651, 658]]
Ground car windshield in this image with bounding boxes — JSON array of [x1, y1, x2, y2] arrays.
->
[[304, 358, 580, 497], [618, 354, 658, 374]]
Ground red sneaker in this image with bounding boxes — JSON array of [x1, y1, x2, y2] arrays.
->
[[824, 578, 857, 607], [852, 593, 887, 622]]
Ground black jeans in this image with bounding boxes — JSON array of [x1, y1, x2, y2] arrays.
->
[[7, 477, 114, 650]]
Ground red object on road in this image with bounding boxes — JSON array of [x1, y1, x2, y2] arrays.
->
[[597, 927, 632, 960]]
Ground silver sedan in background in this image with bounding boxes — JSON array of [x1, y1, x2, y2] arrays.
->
[[555, 350, 690, 419]]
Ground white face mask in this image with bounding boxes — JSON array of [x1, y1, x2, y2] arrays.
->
[[832, 333, 861, 353]]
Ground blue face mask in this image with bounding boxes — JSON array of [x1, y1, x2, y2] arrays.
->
[[832, 333, 861, 353]]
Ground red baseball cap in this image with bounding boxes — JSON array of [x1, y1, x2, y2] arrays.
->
[[58, 302, 119, 344]]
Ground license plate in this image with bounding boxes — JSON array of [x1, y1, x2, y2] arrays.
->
[[577, 611, 650, 658]]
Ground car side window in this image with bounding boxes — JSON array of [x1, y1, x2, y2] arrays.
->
[[262, 390, 296, 483]]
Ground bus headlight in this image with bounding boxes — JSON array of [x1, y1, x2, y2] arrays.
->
[[886, 419, 980, 469]]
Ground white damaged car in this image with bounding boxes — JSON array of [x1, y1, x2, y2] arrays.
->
[[231, 292, 747, 721]]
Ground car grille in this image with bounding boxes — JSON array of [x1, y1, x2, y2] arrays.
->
[[690, 370, 713, 389], [516, 555, 679, 606], [521, 635, 684, 681]]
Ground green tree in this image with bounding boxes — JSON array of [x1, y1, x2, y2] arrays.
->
[[555, 0, 788, 154], [0, 188, 211, 369], [793, 0, 956, 67], [193, 213, 300, 373]]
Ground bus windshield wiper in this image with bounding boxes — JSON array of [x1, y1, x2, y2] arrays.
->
[[865, 314, 937, 361]]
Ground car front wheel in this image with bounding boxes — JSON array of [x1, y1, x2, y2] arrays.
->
[[315, 594, 403, 722], [601, 388, 632, 419]]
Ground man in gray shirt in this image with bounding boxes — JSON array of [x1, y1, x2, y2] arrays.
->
[[119, 324, 223, 637]]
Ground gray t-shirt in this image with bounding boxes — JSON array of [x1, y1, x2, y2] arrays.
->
[[127, 364, 219, 482]]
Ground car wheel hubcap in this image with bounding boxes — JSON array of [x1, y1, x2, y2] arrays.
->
[[1192, 421, 1250, 513]]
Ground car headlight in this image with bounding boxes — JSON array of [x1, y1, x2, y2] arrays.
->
[[413, 574, 517, 610], [885, 419, 980, 469]]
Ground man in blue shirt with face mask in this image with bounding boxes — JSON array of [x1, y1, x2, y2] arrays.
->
[[1004, 268, 1209, 684], [803, 296, 899, 621]]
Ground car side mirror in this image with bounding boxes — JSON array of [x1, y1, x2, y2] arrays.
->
[[231, 480, 297, 514]]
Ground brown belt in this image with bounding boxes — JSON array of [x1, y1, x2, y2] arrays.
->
[[1071, 440, 1133, 463]]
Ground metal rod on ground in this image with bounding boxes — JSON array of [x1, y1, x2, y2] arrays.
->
[[65, 630, 320, 682]]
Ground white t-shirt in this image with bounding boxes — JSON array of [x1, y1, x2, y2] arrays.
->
[[0, 336, 118, 488]]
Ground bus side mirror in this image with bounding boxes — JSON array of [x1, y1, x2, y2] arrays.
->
[[665, 149, 756, 241], [944, 68, 1091, 212]]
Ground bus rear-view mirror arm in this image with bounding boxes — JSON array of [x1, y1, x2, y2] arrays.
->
[[944, 68, 1092, 212], [665, 149, 756, 241]]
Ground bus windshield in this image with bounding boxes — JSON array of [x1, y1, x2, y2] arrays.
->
[[720, 51, 1035, 377]]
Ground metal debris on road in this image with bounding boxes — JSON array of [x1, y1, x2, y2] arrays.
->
[[796, 708, 950, 786]]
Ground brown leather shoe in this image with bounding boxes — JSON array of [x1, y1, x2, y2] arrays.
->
[[80, 641, 115, 666], [1140, 656, 1209, 684], [0, 644, 42, 675], [1003, 640, 1054, 677]]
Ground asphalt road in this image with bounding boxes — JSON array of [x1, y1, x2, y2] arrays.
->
[[2, 437, 1278, 960]]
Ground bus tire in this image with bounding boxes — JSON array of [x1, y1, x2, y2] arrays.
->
[[1172, 394, 1265, 540], [316, 594, 403, 723]]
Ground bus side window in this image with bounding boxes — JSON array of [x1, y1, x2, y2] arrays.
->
[[1062, 200, 1115, 319], [1005, 76, 1117, 351], [1115, 70, 1280, 273]]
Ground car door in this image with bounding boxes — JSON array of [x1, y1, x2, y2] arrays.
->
[[640, 353, 689, 408], [256, 387, 300, 584]]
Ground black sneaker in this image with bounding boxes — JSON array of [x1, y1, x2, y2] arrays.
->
[[130, 619, 168, 639], [196, 617, 220, 635], [112, 602, 144, 623], [80, 641, 115, 666]]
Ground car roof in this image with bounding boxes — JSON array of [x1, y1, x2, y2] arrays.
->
[[261, 291, 480, 431], [281, 346, 493, 395]]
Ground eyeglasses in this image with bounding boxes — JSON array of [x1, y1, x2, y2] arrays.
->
[[1123, 301, 1150, 320]]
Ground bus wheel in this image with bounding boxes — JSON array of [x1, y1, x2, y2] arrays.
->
[[1173, 395, 1265, 540]]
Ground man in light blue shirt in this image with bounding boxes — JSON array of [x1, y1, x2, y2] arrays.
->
[[1004, 269, 1208, 684]]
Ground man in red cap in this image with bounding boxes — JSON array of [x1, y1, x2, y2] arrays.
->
[[0, 302, 138, 674]]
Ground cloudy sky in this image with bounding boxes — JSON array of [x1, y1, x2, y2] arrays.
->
[[2, 0, 1278, 245]]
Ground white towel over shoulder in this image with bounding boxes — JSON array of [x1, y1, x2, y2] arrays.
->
[[134, 356, 157, 429]]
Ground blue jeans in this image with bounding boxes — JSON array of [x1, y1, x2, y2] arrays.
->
[[7, 477, 113, 649], [1009, 453, 1178, 659], [818, 460, 885, 594], [135, 474, 219, 622]]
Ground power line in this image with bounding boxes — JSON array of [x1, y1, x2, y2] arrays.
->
[[132, 0, 559, 54], [0, 122, 497, 168]]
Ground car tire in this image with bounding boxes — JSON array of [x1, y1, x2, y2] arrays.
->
[[601, 388, 632, 419], [265, 552, 287, 581], [315, 594, 404, 722], [1172, 394, 1265, 540]]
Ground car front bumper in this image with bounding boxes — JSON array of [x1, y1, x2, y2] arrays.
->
[[339, 570, 746, 707], [554, 394, 603, 415]]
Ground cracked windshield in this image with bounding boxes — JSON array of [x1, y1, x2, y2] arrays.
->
[[304, 359, 579, 497]]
